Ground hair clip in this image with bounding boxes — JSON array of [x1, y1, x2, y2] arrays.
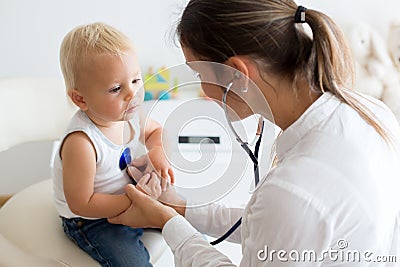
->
[[295, 6, 307, 24]]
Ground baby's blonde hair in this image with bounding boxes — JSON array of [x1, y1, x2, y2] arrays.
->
[[60, 22, 134, 91]]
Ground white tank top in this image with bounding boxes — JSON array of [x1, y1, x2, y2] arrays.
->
[[52, 110, 141, 219]]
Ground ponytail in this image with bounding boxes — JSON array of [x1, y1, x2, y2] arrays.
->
[[304, 9, 393, 144], [177, 0, 393, 144]]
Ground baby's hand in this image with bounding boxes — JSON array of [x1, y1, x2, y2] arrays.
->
[[147, 147, 174, 181], [135, 172, 162, 199], [146, 147, 175, 189]]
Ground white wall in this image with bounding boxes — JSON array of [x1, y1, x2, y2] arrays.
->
[[298, 0, 400, 36], [0, 0, 188, 78], [1, 0, 400, 78]]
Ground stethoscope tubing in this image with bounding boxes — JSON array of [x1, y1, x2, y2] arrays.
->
[[210, 78, 264, 245]]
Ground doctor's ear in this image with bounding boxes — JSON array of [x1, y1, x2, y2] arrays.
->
[[226, 56, 250, 92], [68, 89, 88, 111]]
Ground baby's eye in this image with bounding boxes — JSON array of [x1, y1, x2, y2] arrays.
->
[[109, 86, 121, 94], [132, 78, 141, 84]]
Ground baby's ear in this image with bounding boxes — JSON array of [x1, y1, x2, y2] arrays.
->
[[68, 89, 88, 111]]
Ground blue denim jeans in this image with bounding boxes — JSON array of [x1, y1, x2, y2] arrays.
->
[[62, 217, 152, 267]]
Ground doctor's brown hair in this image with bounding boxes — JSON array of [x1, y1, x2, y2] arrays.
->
[[176, 0, 391, 143]]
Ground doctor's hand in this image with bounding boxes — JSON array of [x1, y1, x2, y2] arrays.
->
[[131, 150, 175, 190], [108, 184, 178, 229], [135, 172, 162, 199], [127, 166, 185, 207]]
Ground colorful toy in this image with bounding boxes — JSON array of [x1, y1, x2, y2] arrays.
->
[[143, 66, 178, 100]]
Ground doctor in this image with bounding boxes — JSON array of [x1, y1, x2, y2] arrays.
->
[[109, 0, 400, 266]]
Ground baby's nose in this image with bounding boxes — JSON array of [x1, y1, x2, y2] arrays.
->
[[125, 85, 135, 101]]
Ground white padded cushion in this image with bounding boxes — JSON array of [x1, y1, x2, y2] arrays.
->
[[0, 179, 167, 266], [0, 77, 76, 151], [0, 234, 69, 267]]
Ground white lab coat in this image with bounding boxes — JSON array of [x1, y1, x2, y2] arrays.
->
[[162, 92, 400, 266]]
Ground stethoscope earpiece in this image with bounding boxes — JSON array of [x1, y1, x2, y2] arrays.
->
[[233, 71, 248, 93]]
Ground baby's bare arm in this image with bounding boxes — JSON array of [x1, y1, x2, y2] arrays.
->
[[62, 132, 131, 218], [141, 118, 175, 185]]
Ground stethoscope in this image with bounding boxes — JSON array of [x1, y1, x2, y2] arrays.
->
[[210, 73, 264, 245], [119, 72, 265, 245]]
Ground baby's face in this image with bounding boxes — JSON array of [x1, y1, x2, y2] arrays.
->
[[76, 48, 144, 125]]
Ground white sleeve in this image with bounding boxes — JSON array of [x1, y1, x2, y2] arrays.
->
[[185, 200, 244, 243], [162, 215, 236, 267], [162, 179, 333, 267], [240, 180, 333, 266], [162, 183, 332, 267]]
